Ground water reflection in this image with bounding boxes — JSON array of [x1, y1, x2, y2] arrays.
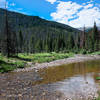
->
[[38, 60, 100, 99], [56, 75, 98, 100], [39, 60, 100, 84]]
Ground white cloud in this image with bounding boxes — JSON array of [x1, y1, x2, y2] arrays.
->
[[87, 0, 93, 4], [84, 4, 93, 9], [0, 0, 16, 8], [46, 0, 57, 4], [0, 0, 7, 8], [51, 1, 100, 28], [10, 3, 16, 7], [69, 7, 100, 28]]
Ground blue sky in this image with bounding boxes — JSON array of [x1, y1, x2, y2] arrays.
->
[[0, 0, 100, 28]]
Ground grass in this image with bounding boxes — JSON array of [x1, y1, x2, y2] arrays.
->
[[96, 95, 100, 100], [0, 51, 99, 73], [0, 54, 26, 73], [96, 97, 100, 100], [96, 77, 100, 80], [18, 52, 74, 63], [0, 52, 74, 73], [77, 49, 100, 55], [91, 51, 100, 55]]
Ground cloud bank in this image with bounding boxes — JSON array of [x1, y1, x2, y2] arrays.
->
[[46, 0, 100, 28]]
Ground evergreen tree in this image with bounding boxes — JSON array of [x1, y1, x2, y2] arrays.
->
[[93, 22, 100, 51], [1, 3, 17, 57], [19, 29, 23, 53], [80, 26, 86, 49]]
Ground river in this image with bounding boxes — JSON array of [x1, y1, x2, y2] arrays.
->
[[0, 60, 100, 100]]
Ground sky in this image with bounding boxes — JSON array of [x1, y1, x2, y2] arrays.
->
[[0, 0, 100, 28]]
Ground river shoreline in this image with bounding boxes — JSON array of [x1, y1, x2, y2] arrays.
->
[[0, 55, 100, 100], [14, 54, 100, 72]]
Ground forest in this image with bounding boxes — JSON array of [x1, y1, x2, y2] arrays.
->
[[0, 8, 100, 57]]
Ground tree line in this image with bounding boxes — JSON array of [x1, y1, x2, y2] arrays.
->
[[0, 9, 100, 57]]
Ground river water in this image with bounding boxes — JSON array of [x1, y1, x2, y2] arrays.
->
[[0, 60, 100, 100]]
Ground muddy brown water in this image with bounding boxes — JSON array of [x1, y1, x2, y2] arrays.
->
[[0, 60, 100, 100]]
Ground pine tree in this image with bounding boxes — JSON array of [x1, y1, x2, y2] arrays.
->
[[67, 33, 75, 50], [93, 22, 100, 51], [80, 26, 86, 49], [19, 29, 23, 53], [1, 3, 17, 57], [1, 5, 10, 57], [29, 34, 35, 53]]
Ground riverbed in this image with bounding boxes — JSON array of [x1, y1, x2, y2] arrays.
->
[[0, 55, 100, 100]]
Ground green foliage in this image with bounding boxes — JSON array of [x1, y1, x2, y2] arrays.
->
[[79, 49, 88, 54], [0, 52, 74, 73], [96, 97, 100, 100], [91, 51, 100, 55], [0, 8, 100, 73], [0, 54, 25, 73], [96, 77, 100, 80], [0, 8, 80, 54], [0, 8, 100, 55], [18, 52, 74, 63]]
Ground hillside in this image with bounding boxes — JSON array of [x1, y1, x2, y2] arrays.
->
[[0, 8, 81, 53], [0, 8, 80, 36]]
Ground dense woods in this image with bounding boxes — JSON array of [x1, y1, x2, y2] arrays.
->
[[0, 8, 100, 57]]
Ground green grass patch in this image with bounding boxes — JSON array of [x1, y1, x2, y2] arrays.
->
[[18, 52, 74, 63], [0, 50, 100, 73], [0, 60, 25, 73], [0, 54, 25, 73], [91, 51, 100, 55], [96, 77, 100, 80], [78, 49, 100, 55], [0, 52, 74, 73], [96, 97, 100, 100]]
